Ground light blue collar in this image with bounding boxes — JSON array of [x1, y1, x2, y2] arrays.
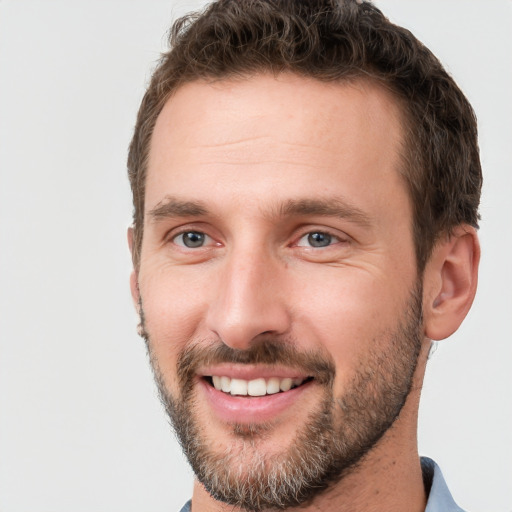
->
[[422, 457, 466, 512]]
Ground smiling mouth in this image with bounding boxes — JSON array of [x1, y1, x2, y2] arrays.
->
[[204, 375, 314, 396]]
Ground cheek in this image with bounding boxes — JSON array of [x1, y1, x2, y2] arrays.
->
[[138, 264, 211, 376], [289, 268, 411, 378]]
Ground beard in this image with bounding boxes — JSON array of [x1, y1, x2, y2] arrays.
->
[[140, 282, 424, 512]]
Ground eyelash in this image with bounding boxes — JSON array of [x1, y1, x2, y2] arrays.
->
[[169, 228, 346, 251], [295, 230, 343, 249], [171, 230, 216, 249]]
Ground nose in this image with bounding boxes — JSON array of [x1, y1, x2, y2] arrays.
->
[[205, 246, 291, 350]]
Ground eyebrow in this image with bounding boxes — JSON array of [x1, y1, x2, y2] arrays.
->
[[278, 198, 373, 228], [148, 197, 209, 220], [147, 195, 372, 228]]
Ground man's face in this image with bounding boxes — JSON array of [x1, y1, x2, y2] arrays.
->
[[133, 75, 425, 509]]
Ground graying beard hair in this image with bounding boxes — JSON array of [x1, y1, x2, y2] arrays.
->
[[162, 382, 348, 511], [143, 282, 423, 511]]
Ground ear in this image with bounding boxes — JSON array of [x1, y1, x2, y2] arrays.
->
[[423, 225, 480, 341], [127, 226, 140, 310]]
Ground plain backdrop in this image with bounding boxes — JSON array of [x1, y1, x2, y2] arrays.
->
[[0, 1, 511, 511]]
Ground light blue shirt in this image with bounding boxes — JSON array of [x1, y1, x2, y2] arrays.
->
[[178, 457, 465, 512], [422, 457, 465, 512]]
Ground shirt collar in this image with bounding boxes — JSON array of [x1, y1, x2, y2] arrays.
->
[[422, 457, 466, 512]]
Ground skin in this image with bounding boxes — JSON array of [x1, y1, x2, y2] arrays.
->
[[129, 74, 479, 512]]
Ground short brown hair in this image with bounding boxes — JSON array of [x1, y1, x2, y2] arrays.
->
[[128, 0, 482, 271]]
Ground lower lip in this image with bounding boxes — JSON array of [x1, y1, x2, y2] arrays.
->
[[199, 378, 315, 424]]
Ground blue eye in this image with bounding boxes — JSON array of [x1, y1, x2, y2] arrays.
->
[[297, 231, 337, 248], [174, 231, 208, 248]]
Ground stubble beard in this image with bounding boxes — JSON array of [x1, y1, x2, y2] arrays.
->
[[140, 283, 424, 512]]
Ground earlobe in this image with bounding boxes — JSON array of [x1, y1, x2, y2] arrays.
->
[[423, 225, 480, 341]]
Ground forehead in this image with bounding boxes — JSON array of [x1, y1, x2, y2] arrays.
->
[[146, 73, 408, 219]]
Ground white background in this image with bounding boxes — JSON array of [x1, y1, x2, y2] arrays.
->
[[0, 1, 510, 511]]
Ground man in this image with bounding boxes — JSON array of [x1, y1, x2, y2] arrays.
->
[[127, 1, 481, 511]]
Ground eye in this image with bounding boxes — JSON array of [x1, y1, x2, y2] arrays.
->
[[173, 231, 211, 248], [296, 231, 339, 248]]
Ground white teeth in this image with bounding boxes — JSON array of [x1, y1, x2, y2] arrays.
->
[[209, 375, 307, 395], [220, 376, 231, 393], [230, 378, 248, 396], [279, 378, 292, 392], [247, 378, 267, 396], [266, 377, 281, 395]]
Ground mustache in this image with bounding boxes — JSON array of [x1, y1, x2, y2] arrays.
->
[[175, 338, 336, 389]]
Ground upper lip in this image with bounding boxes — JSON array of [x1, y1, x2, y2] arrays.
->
[[197, 364, 312, 381]]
